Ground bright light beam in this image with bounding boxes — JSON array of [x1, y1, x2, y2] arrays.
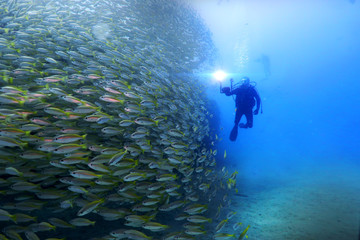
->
[[213, 70, 227, 82]]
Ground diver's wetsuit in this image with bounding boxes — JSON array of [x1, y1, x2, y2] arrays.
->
[[223, 84, 261, 141], [226, 84, 261, 128]]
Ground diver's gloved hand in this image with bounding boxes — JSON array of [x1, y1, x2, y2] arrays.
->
[[253, 109, 259, 115]]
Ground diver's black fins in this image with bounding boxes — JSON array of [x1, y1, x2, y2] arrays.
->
[[230, 125, 238, 141]]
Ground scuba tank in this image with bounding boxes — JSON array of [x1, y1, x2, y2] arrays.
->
[[231, 79, 263, 114]]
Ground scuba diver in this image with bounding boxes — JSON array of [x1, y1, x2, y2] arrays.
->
[[220, 77, 262, 141]]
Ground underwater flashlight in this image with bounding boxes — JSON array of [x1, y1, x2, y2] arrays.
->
[[213, 70, 227, 82]]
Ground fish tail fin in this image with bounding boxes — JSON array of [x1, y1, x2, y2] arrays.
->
[[20, 142, 28, 150], [10, 215, 17, 223], [19, 100, 26, 106], [149, 211, 157, 220]]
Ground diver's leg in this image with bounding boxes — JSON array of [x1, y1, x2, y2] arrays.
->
[[230, 109, 241, 141], [243, 108, 253, 128], [234, 108, 242, 126], [238, 109, 248, 128]]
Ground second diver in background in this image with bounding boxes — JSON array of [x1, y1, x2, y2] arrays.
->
[[221, 77, 262, 141]]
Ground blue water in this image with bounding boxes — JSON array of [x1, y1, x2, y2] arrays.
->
[[192, 0, 360, 239], [193, 0, 360, 175]]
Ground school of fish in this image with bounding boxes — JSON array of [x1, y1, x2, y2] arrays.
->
[[0, 0, 249, 239]]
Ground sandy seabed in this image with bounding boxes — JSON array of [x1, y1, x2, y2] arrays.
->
[[227, 161, 360, 240]]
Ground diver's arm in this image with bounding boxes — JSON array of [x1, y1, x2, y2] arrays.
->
[[253, 88, 261, 114], [221, 87, 235, 96], [227, 88, 238, 96]]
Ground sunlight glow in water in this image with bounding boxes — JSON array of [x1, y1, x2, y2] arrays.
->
[[213, 70, 228, 82]]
